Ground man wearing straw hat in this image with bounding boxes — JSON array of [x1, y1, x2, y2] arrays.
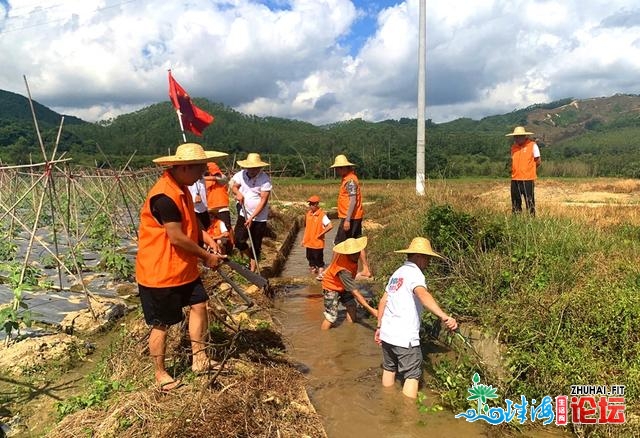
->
[[136, 143, 227, 392], [330, 154, 372, 279], [320, 236, 378, 330], [506, 126, 541, 215], [231, 153, 272, 273], [374, 237, 458, 398]]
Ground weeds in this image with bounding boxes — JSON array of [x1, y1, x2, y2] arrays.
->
[[55, 378, 134, 419], [99, 248, 134, 280]]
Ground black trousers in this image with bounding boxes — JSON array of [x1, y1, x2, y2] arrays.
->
[[511, 180, 535, 216]]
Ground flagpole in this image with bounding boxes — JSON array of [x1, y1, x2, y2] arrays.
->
[[169, 69, 187, 143], [416, 0, 426, 196], [175, 109, 187, 143]]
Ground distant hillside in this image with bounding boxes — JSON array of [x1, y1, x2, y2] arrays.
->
[[1, 90, 640, 178], [0, 89, 85, 126]]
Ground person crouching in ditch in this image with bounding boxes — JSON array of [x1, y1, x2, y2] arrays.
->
[[135, 143, 227, 392], [320, 237, 377, 330], [374, 237, 458, 398]]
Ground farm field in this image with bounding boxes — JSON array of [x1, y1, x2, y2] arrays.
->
[[1, 173, 639, 437]]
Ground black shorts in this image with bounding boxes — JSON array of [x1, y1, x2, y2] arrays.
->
[[334, 218, 363, 244], [381, 341, 423, 380], [139, 278, 208, 326], [234, 219, 267, 260], [306, 248, 325, 268]]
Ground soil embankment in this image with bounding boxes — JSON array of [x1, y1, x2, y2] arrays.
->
[[1, 204, 326, 437]]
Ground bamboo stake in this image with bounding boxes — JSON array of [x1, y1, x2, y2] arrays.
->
[[46, 117, 66, 290], [29, 154, 36, 211], [23, 75, 48, 162], [0, 172, 48, 224], [19, 178, 47, 284], [95, 145, 139, 240], [0, 157, 72, 170]]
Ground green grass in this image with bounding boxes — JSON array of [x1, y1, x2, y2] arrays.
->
[[368, 198, 640, 434]]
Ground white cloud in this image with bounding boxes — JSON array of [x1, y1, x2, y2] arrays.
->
[[1, 0, 640, 126]]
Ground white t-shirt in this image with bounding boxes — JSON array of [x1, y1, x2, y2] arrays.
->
[[379, 261, 427, 348], [231, 169, 272, 222], [533, 143, 541, 158], [188, 177, 208, 213]]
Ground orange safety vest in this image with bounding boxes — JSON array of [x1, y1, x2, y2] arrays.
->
[[136, 170, 200, 288], [337, 171, 363, 219], [206, 218, 227, 240], [321, 254, 358, 292], [302, 208, 328, 249], [204, 176, 229, 210], [511, 139, 538, 181]]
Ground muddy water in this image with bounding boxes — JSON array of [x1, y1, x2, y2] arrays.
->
[[276, 224, 486, 437], [275, 224, 571, 438]]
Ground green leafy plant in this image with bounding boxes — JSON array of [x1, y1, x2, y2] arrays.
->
[[56, 378, 134, 419], [88, 213, 119, 249], [40, 252, 85, 273], [99, 248, 134, 280], [0, 237, 17, 261], [416, 391, 444, 415], [0, 284, 33, 345]]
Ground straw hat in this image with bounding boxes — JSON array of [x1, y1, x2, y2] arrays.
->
[[307, 195, 320, 203], [237, 153, 269, 168], [394, 237, 442, 258], [153, 143, 228, 166], [333, 236, 368, 255], [330, 154, 355, 168], [505, 126, 534, 137]]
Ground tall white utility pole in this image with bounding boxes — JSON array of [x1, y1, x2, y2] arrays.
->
[[416, 0, 426, 195]]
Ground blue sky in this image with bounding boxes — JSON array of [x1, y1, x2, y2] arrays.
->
[[1, 0, 640, 125]]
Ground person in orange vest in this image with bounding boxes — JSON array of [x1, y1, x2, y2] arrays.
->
[[507, 126, 541, 215], [301, 195, 333, 280], [206, 210, 231, 254], [204, 162, 233, 254], [320, 237, 378, 330], [330, 154, 372, 279], [135, 143, 227, 392]]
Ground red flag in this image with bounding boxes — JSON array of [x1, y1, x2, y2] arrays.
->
[[168, 71, 214, 136]]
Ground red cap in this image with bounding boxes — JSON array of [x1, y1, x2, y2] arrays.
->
[[307, 195, 320, 203]]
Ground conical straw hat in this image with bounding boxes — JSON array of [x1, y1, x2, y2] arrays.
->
[[330, 154, 355, 168], [237, 153, 269, 168], [505, 126, 534, 137], [394, 237, 442, 258], [153, 143, 228, 166], [333, 236, 368, 254]]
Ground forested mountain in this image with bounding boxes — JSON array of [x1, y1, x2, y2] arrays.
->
[[1, 89, 640, 178]]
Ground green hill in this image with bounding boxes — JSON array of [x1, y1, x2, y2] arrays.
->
[[1, 89, 640, 178]]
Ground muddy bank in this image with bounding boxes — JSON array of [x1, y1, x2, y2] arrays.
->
[[1, 203, 326, 437]]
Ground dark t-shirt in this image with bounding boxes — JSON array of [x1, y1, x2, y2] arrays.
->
[[338, 270, 357, 292], [150, 194, 181, 224]]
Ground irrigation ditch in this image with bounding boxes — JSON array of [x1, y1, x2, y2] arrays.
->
[[0, 161, 576, 437]]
